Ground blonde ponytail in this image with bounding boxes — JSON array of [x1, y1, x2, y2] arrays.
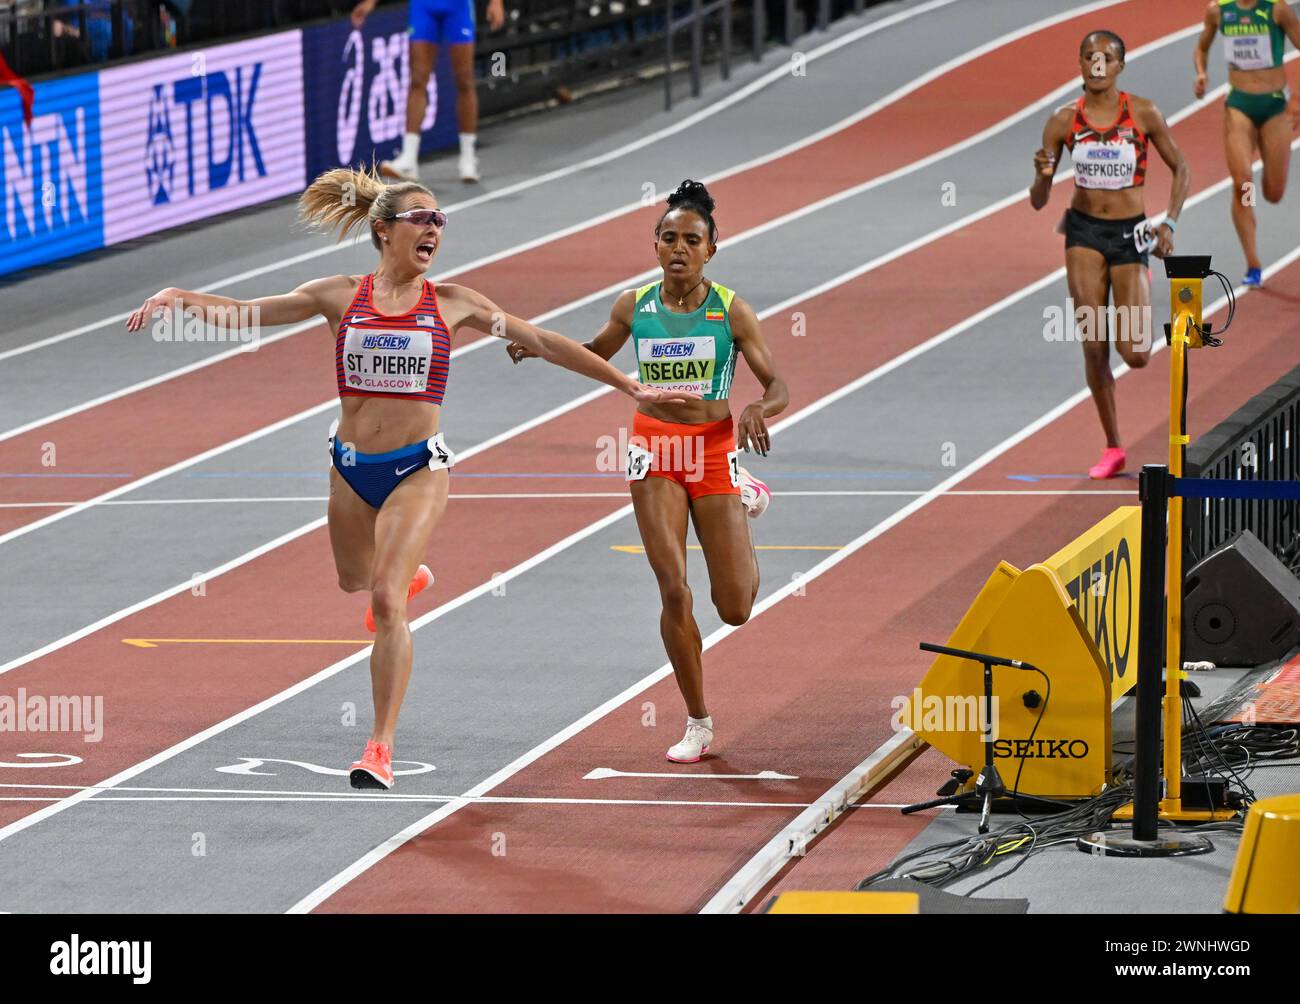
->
[[298, 166, 434, 249]]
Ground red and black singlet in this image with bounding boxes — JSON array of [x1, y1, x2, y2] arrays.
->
[[334, 275, 451, 405], [1064, 92, 1148, 191]]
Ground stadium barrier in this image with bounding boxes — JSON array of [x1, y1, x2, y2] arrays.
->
[[1184, 363, 1300, 574], [912, 503, 1142, 800], [2, 1, 888, 277], [1, 6, 458, 276]]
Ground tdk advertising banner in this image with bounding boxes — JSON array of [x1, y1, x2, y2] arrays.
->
[[302, 5, 458, 180], [98, 32, 306, 244], [1, 73, 105, 274], [2, 7, 466, 278]]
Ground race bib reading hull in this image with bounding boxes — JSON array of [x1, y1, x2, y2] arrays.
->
[[343, 327, 433, 394], [1072, 141, 1137, 191], [636, 336, 716, 396], [1224, 33, 1273, 71]]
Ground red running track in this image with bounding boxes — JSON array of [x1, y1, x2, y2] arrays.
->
[[0, 27, 1248, 842], [0, 0, 1221, 901], [0, 0, 1188, 536], [316, 256, 1300, 913]]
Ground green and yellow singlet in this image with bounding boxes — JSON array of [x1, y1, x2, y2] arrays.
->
[[630, 280, 738, 400], [1218, 0, 1286, 71]]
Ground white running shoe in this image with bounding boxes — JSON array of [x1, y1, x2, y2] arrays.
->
[[379, 157, 420, 183], [458, 149, 480, 182], [666, 721, 714, 763], [738, 466, 771, 518]]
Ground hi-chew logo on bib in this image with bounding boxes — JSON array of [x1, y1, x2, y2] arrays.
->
[[638, 336, 715, 392], [362, 333, 411, 350], [1072, 141, 1136, 190], [344, 326, 432, 393]]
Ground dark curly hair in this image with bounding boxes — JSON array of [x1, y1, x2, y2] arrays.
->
[[656, 179, 718, 243]]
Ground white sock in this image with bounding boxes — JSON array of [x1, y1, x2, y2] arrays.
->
[[400, 132, 420, 164], [688, 715, 713, 730], [459, 132, 477, 156]]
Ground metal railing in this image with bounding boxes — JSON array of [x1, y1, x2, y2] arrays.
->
[[5, 1, 883, 120], [0, 1, 360, 76], [665, 0, 738, 110], [1184, 363, 1300, 573], [664, 0, 870, 110]]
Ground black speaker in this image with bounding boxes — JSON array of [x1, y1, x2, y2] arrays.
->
[[1183, 530, 1300, 667]]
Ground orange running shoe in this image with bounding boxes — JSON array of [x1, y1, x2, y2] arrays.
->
[[365, 563, 434, 632], [349, 739, 394, 790]]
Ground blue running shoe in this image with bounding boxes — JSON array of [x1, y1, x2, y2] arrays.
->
[[1244, 268, 1263, 287]]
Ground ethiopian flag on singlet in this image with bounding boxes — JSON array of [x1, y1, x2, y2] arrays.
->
[[630, 281, 738, 400]]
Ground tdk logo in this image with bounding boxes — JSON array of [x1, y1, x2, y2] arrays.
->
[[146, 65, 266, 203], [145, 86, 175, 205], [362, 334, 410, 350], [651, 342, 694, 358], [1090, 147, 1121, 160]]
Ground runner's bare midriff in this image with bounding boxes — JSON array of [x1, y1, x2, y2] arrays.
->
[[638, 398, 733, 425], [1070, 186, 1146, 220], [337, 397, 441, 452], [1228, 64, 1288, 94]]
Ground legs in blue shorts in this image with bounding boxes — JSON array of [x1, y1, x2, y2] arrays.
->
[[410, 0, 476, 45]]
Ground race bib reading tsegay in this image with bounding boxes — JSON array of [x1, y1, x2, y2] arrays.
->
[[1224, 33, 1273, 71], [343, 327, 432, 395], [636, 336, 716, 396], [1071, 141, 1137, 191]]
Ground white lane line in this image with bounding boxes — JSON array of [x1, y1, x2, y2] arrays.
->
[[702, 733, 924, 913], [0, 66, 1175, 663], [0, 400, 335, 549], [0, 30, 1219, 546], [0, 96, 1282, 832], [0, 114, 1060, 538], [0, 0, 970, 366], [0, 779, 928, 811], [0, 219, 1100, 858], [0, 489, 1138, 509], [0, 13, 1234, 869], [1, 102, 1278, 862], [0, 372, 631, 679], [583, 768, 798, 781], [293, 234, 1300, 916], [0, 794, 920, 809], [0, 155, 1104, 672], [0, 0, 1139, 442], [699, 243, 1300, 915], [0, 321, 314, 447], [771, 490, 1138, 496], [0, 781, 442, 799]]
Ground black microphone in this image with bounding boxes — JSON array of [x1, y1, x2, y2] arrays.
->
[[919, 641, 1026, 669]]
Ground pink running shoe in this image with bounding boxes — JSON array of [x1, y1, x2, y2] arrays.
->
[[1089, 447, 1126, 480], [365, 564, 434, 633], [737, 467, 771, 518], [349, 739, 394, 790]]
